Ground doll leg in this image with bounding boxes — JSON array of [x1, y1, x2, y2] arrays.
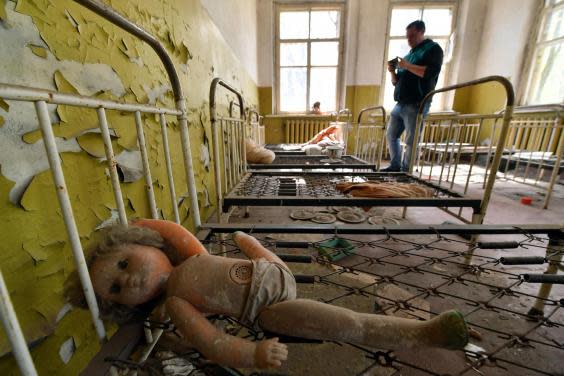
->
[[257, 299, 468, 350]]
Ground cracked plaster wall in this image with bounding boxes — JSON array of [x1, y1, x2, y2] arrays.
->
[[0, 0, 258, 374]]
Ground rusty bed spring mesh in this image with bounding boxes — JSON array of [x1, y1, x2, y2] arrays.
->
[[117, 229, 562, 375], [230, 173, 454, 198], [267, 155, 367, 165]]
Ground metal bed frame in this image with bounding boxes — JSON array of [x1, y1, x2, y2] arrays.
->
[[412, 88, 561, 212], [351, 105, 387, 169], [248, 109, 265, 146], [397, 76, 516, 223], [228, 100, 265, 147], [499, 104, 563, 209], [264, 109, 353, 155], [212, 77, 515, 226], [248, 154, 374, 170], [248, 106, 387, 171]]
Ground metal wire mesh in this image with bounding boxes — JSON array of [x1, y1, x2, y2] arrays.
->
[[108, 226, 563, 376]]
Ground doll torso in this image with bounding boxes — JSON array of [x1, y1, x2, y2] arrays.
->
[[166, 254, 251, 317]]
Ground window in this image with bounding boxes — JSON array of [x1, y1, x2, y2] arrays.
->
[[276, 4, 345, 113], [381, 4, 456, 111], [523, 0, 564, 105]]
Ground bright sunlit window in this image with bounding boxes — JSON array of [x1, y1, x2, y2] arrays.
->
[[382, 5, 456, 111], [276, 5, 344, 113], [524, 0, 564, 105]]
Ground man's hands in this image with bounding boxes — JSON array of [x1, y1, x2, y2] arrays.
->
[[397, 57, 427, 78], [255, 337, 288, 368], [397, 57, 408, 69]]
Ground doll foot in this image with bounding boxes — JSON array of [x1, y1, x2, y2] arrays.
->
[[430, 310, 469, 350]]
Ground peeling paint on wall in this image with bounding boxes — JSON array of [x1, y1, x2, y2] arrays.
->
[[0, 2, 126, 203]]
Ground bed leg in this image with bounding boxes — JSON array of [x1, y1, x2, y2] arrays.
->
[[401, 206, 407, 219], [528, 235, 563, 318], [464, 212, 483, 265]]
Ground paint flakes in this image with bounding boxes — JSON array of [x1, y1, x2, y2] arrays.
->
[[118, 38, 139, 59], [129, 56, 144, 67], [35, 257, 65, 278], [0, 98, 9, 112], [55, 303, 72, 323], [34, 295, 63, 322], [59, 337, 75, 364], [22, 239, 49, 261], [200, 142, 210, 170], [28, 43, 48, 58], [54, 70, 79, 94], [176, 42, 193, 64], [143, 83, 172, 105], [94, 208, 120, 230], [76, 133, 110, 158], [64, 9, 78, 30], [203, 186, 210, 207]]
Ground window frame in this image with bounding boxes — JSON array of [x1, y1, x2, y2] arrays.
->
[[379, 1, 458, 111], [274, 2, 346, 114], [520, 0, 564, 105]]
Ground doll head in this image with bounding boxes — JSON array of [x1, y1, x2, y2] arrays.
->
[[66, 224, 175, 323]]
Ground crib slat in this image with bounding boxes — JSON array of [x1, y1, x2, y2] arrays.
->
[[134, 111, 158, 219], [159, 114, 180, 223], [39, 101, 106, 340], [0, 271, 39, 376]]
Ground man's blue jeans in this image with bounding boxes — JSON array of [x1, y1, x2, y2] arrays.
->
[[386, 102, 430, 172]]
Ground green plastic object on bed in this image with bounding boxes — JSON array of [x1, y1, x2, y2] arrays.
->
[[317, 238, 356, 261]]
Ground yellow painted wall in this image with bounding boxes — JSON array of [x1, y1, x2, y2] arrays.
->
[[345, 85, 380, 121], [0, 0, 257, 374], [453, 81, 509, 142], [453, 82, 507, 115], [258, 86, 272, 115]]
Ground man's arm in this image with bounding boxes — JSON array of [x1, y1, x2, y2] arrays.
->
[[398, 44, 444, 79], [397, 59, 426, 78], [421, 44, 444, 80], [166, 296, 287, 368]]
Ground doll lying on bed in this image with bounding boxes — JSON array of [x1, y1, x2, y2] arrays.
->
[[68, 219, 469, 369]]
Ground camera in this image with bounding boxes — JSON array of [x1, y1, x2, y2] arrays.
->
[[388, 57, 399, 69]]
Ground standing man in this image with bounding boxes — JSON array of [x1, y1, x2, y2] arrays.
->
[[381, 20, 443, 172]]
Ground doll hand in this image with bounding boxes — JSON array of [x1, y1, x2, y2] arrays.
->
[[254, 337, 288, 368]]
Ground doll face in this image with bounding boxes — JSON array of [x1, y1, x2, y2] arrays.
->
[[90, 244, 173, 306]]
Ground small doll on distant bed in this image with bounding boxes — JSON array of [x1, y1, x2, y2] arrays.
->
[[68, 219, 469, 369]]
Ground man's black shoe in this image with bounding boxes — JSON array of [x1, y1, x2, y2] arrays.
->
[[379, 166, 400, 173]]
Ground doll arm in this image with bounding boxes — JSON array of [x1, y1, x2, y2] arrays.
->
[[131, 219, 208, 259], [232, 232, 286, 266], [166, 296, 287, 368]]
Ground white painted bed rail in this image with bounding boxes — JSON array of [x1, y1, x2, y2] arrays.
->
[[0, 270, 38, 376]]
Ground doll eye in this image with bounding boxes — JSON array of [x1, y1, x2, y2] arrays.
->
[[117, 260, 128, 270], [109, 283, 121, 294]]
